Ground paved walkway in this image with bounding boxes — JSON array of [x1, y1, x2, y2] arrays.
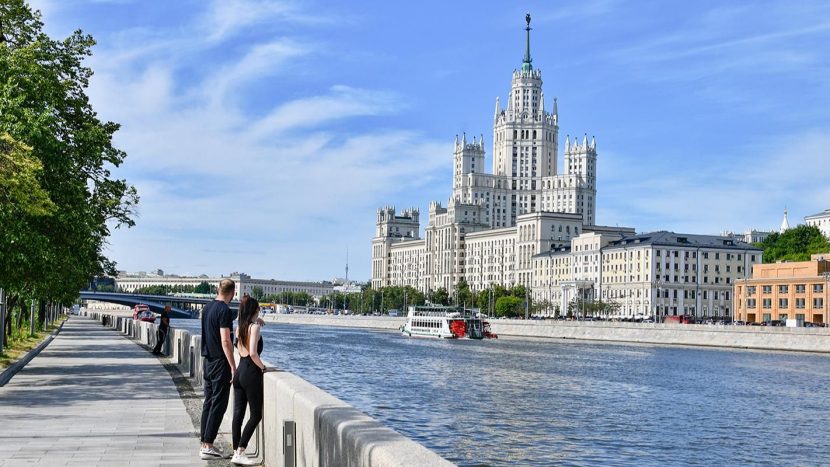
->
[[0, 316, 203, 466]]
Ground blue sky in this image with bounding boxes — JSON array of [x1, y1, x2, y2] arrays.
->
[[30, 0, 830, 281]]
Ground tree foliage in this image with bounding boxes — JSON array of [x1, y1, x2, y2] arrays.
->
[[193, 281, 215, 294], [495, 296, 524, 318], [755, 225, 830, 263], [0, 133, 54, 216], [0, 1, 138, 342]]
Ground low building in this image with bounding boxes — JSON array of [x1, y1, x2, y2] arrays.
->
[[734, 253, 830, 324], [805, 209, 830, 239], [114, 272, 335, 301], [722, 229, 774, 244]]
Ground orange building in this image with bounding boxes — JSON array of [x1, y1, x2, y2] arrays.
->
[[735, 253, 830, 324]]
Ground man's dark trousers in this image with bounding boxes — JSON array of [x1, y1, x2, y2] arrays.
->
[[201, 357, 232, 443]]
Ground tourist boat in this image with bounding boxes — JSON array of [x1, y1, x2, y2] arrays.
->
[[400, 305, 497, 339]]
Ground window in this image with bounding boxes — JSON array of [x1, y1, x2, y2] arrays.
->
[[779, 298, 788, 309], [778, 285, 788, 294], [814, 284, 824, 294], [795, 284, 806, 294], [762, 298, 772, 309], [747, 299, 756, 308], [762, 285, 772, 294], [814, 298, 824, 309], [796, 298, 806, 309], [780, 314, 788, 321], [747, 286, 757, 294]]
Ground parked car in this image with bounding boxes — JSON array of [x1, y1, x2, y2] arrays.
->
[[137, 310, 156, 323]]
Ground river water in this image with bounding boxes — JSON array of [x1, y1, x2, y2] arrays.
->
[[172, 319, 830, 466]]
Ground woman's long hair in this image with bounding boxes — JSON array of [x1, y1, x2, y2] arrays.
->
[[237, 295, 260, 351]]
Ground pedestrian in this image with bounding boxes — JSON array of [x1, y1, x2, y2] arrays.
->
[[230, 296, 268, 465], [151, 305, 171, 355], [199, 278, 236, 460]]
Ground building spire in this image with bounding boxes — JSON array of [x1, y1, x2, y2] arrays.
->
[[522, 13, 533, 72], [780, 207, 790, 233]]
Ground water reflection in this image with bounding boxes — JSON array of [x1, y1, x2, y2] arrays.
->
[[171, 319, 830, 466]]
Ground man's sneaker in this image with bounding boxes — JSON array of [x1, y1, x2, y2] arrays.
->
[[231, 450, 257, 465], [199, 446, 225, 460]]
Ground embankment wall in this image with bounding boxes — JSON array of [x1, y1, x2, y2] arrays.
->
[[263, 314, 830, 353]]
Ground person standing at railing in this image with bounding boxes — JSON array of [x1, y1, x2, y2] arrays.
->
[[230, 295, 268, 466], [200, 279, 237, 460], [151, 305, 171, 355]]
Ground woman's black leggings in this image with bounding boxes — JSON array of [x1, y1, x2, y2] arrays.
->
[[232, 357, 264, 449]]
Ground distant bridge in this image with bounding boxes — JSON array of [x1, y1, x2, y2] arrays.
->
[[79, 291, 239, 319]]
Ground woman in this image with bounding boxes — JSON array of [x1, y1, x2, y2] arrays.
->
[[231, 296, 267, 466], [151, 305, 170, 355]]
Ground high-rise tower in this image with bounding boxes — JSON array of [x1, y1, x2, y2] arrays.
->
[[492, 13, 559, 226]]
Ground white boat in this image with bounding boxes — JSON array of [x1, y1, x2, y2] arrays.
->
[[400, 305, 495, 339]]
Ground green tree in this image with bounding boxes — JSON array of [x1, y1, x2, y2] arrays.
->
[[429, 288, 450, 306], [0, 133, 54, 216], [194, 281, 212, 294], [0, 2, 138, 342], [755, 225, 830, 263], [250, 286, 264, 301], [454, 279, 474, 307], [495, 296, 523, 318]]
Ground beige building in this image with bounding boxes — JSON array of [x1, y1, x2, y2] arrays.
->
[[735, 253, 830, 324], [531, 231, 763, 319]]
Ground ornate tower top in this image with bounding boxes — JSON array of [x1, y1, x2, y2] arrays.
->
[[522, 13, 533, 72]]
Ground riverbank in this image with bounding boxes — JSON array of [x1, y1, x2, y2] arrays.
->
[[262, 314, 830, 353]]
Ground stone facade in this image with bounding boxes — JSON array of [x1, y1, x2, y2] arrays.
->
[[530, 231, 763, 319], [805, 208, 830, 239], [371, 16, 610, 294]]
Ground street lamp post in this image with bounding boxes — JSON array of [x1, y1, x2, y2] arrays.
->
[[0, 288, 5, 354], [548, 245, 554, 318], [822, 270, 830, 326]]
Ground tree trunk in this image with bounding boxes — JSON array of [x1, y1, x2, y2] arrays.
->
[[16, 299, 26, 330], [4, 295, 15, 338], [38, 300, 46, 329]]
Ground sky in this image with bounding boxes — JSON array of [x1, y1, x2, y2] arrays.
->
[[28, 0, 830, 281]]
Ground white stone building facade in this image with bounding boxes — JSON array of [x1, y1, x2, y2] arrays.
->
[[372, 16, 614, 295], [805, 209, 830, 239], [531, 231, 764, 319]]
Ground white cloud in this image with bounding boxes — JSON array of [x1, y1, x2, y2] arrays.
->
[[246, 85, 401, 139], [202, 39, 310, 109]]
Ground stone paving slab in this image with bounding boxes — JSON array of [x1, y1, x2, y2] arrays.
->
[[0, 316, 203, 466]]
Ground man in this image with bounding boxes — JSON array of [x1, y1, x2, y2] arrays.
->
[[199, 279, 236, 460], [150, 305, 171, 355]]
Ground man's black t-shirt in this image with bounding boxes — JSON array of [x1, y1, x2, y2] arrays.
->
[[201, 300, 233, 360]]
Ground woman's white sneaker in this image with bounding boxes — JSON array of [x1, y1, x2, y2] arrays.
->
[[199, 446, 225, 460], [231, 450, 257, 465]]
